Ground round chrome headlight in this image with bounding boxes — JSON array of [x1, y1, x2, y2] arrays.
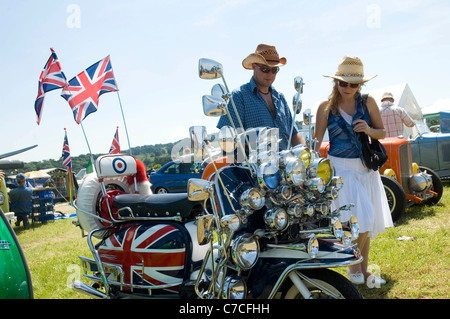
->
[[291, 144, 311, 168], [222, 276, 247, 299], [279, 150, 295, 167], [257, 161, 280, 190], [309, 158, 334, 185], [304, 177, 325, 193], [240, 187, 265, 210], [285, 158, 306, 186], [264, 208, 288, 231], [231, 234, 260, 270], [331, 176, 344, 191], [221, 214, 241, 232]]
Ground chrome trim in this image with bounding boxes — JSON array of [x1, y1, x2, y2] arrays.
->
[[267, 254, 363, 298]]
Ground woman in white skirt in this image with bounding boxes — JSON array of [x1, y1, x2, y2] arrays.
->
[[315, 56, 393, 285]]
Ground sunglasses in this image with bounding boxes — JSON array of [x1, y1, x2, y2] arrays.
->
[[338, 81, 360, 88], [257, 64, 280, 74]]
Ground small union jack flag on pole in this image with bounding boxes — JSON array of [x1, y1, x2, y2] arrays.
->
[[34, 48, 68, 124], [61, 55, 118, 124], [109, 126, 121, 154], [62, 128, 72, 169]]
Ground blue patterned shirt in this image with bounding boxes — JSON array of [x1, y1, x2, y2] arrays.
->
[[216, 77, 298, 150]]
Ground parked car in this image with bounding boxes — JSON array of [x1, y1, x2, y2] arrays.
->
[[409, 121, 450, 180], [149, 158, 204, 194], [319, 136, 443, 222]]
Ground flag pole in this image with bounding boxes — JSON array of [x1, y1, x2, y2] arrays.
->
[[116, 91, 133, 155], [108, 56, 133, 155]]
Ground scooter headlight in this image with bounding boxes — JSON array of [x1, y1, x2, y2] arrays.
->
[[285, 158, 306, 186], [291, 144, 311, 168], [264, 208, 288, 231], [309, 158, 334, 185], [231, 234, 259, 270], [240, 188, 265, 210], [221, 214, 241, 232], [304, 177, 325, 193], [222, 276, 247, 299], [257, 161, 280, 190]]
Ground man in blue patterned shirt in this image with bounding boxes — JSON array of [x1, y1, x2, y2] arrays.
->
[[217, 44, 305, 150]]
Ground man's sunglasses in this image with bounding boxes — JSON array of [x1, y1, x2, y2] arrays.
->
[[257, 64, 280, 74], [338, 81, 360, 88]]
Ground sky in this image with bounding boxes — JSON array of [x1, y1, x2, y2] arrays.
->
[[1, 0, 449, 166]]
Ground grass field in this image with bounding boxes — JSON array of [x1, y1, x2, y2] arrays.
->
[[12, 182, 450, 299]]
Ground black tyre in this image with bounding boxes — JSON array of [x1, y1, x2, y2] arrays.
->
[[155, 187, 168, 194], [419, 166, 443, 205], [282, 269, 363, 299], [381, 175, 406, 222]]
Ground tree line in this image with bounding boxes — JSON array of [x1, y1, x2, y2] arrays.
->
[[17, 141, 179, 175]]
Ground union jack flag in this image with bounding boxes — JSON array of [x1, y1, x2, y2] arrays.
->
[[109, 126, 120, 154], [34, 48, 68, 124], [97, 224, 186, 293], [62, 129, 72, 168], [61, 55, 118, 124]]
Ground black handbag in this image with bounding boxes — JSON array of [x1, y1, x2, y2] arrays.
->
[[358, 93, 388, 170], [359, 132, 388, 171]]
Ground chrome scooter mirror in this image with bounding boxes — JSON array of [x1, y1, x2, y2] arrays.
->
[[196, 215, 215, 245], [199, 58, 223, 80], [211, 83, 228, 100], [202, 95, 227, 117], [188, 178, 212, 202], [189, 125, 207, 161]]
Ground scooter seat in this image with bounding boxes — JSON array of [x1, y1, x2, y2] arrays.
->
[[112, 193, 202, 219]]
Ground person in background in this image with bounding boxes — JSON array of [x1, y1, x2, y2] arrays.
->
[[216, 43, 305, 151], [314, 56, 393, 286], [9, 173, 33, 229], [379, 92, 415, 137]]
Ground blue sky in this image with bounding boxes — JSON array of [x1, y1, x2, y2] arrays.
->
[[1, 0, 449, 164]]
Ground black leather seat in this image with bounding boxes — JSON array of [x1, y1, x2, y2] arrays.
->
[[112, 193, 202, 219]]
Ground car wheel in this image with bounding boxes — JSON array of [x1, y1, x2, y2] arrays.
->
[[156, 187, 168, 194], [419, 166, 443, 205], [381, 175, 406, 222]]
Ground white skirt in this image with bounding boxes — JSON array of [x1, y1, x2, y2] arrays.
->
[[328, 155, 394, 238]]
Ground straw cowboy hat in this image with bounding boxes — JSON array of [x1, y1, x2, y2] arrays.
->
[[242, 44, 287, 70], [324, 56, 377, 84]]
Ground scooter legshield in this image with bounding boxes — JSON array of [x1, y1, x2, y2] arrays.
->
[[96, 221, 192, 295]]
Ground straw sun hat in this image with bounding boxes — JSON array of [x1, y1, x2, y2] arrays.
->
[[242, 44, 287, 70], [324, 56, 377, 84]]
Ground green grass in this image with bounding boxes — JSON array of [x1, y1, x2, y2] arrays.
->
[[13, 183, 450, 299]]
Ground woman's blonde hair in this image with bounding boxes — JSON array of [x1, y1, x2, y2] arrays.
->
[[326, 80, 362, 115]]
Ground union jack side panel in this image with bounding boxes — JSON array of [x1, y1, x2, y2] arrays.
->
[[97, 222, 189, 294]]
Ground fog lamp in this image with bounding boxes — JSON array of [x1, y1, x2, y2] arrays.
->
[[222, 276, 247, 299], [305, 177, 325, 193], [231, 234, 259, 270], [291, 144, 311, 168], [331, 176, 344, 190], [285, 158, 307, 186], [309, 158, 334, 185], [221, 214, 241, 232], [240, 187, 265, 210], [264, 208, 288, 231], [333, 220, 343, 240], [257, 161, 280, 190]]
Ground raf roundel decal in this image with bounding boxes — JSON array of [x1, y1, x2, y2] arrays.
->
[[112, 158, 127, 174]]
